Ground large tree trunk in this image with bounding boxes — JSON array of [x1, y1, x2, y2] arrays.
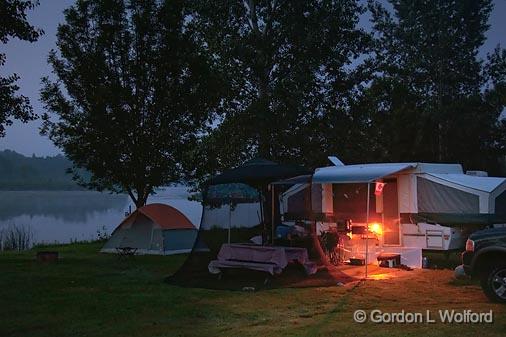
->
[[135, 194, 149, 209], [127, 187, 150, 209], [244, 0, 274, 159]]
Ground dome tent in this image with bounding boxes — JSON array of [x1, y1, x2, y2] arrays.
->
[[101, 203, 204, 255]]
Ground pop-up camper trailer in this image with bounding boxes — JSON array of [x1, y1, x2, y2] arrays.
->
[[279, 160, 506, 268]]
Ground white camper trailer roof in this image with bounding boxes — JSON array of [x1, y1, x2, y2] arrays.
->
[[312, 162, 469, 184], [312, 163, 415, 184], [428, 174, 506, 193]]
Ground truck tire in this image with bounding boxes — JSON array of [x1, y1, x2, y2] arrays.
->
[[480, 264, 506, 303]]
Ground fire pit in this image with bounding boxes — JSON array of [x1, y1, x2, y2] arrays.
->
[[36, 251, 59, 262]]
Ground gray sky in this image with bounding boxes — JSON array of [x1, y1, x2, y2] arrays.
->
[[1, 0, 505, 157]]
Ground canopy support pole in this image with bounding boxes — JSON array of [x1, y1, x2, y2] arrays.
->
[[259, 189, 265, 245], [271, 184, 275, 245], [365, 182, 370, 280], [228, 202, 232, 244]]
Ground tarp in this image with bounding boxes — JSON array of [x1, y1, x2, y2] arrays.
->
[[271, 174, 312, 185], [312, 163, 415, 184], [208, 158, 311, 187]]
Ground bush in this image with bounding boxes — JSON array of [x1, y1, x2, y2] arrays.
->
[[0, 224, 33, 251]]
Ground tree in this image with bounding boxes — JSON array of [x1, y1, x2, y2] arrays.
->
[[0, 0, 42, 136], [364, 0, 506, 172], [185, 0, 372, 182], [40, 0, 223, 208], [484, 47, 506, 173]]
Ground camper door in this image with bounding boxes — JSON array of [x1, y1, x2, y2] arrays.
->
[[382, 179, 401, 246]]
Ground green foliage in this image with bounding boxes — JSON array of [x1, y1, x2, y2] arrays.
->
[[0, 0, 43, 136], [185, 0, 372, 184], [37, 0, 506, 197], [187, 0, 506, 184], [40, 0, 223, 207], [0, 223, 33, 251], [362, 0, 506, 173]]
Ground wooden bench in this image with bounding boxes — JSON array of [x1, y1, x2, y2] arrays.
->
[[208, 259, 281, 275]]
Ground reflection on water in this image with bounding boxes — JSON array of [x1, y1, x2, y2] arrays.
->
[[0, 187, 202, 245], [0, 191, 127, 222]]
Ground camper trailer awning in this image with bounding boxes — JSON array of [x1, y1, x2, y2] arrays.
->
[[312, 163, 415, 184]]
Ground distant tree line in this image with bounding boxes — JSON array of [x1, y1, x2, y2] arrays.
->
[[1, 0, 505, 207], [0, 150, 85, 190]]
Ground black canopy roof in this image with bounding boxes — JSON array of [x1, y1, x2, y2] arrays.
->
[[207, 158, 311, 187]]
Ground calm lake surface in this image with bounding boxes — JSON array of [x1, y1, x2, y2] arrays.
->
[[0, 187, 202, 245]]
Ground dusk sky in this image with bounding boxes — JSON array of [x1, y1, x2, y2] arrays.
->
[[1, 0, 505, 157]]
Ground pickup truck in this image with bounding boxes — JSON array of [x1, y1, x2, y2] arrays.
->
[[460, 227, 506, 303]]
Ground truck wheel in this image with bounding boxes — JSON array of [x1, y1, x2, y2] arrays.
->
[[480, 265, 506, 303]]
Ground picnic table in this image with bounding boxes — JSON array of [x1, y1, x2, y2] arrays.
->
[[208, 243, 317, 276]]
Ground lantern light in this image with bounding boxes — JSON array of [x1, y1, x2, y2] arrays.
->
[[369, 222, 382, 235]]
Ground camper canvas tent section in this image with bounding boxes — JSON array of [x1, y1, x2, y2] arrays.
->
[[414, 172, 506, 221], [402, 171, 506, 251], [101, 203, 204, 255]]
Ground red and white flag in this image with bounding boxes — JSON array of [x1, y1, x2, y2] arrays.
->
[[375, 182, 386, 196]]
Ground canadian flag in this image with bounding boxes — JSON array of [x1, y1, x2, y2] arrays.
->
[[375, 182, 386, 196]]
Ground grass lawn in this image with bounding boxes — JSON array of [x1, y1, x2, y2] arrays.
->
[[1, 242, 505, 337]]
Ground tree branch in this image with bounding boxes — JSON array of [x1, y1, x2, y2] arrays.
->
[[127, 188, 138, 206], [262, 0, 277, 36], [243, 0, 259, 33]]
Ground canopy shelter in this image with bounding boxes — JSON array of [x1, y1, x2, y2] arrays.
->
[[167, 160, 323, 289], [206, 158, 311, 244]]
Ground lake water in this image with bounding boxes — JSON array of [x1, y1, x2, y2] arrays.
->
[[0, 187, 202, 245]]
